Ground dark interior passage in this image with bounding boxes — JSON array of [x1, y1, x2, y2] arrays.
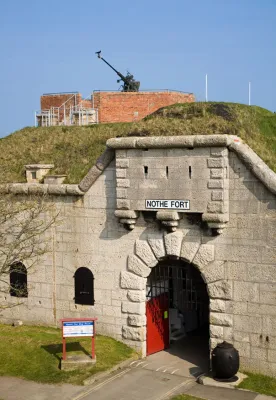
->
[[146, 258, 210, 370]]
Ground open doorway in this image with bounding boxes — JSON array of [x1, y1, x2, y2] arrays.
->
[[146, 258, 210, 375]]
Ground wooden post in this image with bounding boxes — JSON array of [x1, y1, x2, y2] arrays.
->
[[62, 336, 66, 360]]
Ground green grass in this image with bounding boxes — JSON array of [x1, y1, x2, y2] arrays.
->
[[0, 324, 134, 385], [171, 371, 276, 399], [0, 102, 275, 184], [238, 371, 276, 397]]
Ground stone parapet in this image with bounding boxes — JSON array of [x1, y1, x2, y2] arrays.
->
[[107, 135, 276, 195], [107, 135, 232, 149], [109, 135, 276, 234], [78, 148, 115, 192]]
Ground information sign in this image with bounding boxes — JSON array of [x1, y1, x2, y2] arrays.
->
[[145, 199, 190, 210], [61, 318, 97, 361], [63, 321, 94, 337]]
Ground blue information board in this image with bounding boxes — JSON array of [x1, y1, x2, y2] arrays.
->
[[63, 321, 94, 337]]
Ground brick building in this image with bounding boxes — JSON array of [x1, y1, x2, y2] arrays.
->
[[36, 90, 195, 126]]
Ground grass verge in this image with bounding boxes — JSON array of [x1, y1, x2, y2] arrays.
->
[[238, 371, 276, 397], [0, 324, 134, 385]]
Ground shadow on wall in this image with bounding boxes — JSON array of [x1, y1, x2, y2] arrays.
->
[[229, 154, 275, 209]]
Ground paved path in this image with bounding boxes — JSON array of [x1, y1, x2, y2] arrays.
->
[[0, 376, 80, 400], [71, 368, 195, 400], [0, 367, 274, 400], [130, 335, 209, 379]]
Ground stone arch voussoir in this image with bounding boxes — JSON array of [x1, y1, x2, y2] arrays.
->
[[120, 231, 233, 354]]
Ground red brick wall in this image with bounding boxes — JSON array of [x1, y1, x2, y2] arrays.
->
[[40, 93, 93, 123], [41, 93, 82, 110], [81, 99, 93, 108], [93, 91, 195, 123]]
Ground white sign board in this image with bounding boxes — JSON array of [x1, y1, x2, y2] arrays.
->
[[145, 200, 190, 210], [63, 321, 94, 337]]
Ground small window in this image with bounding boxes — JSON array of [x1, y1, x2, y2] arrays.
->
[[74, 267, 94, 305], [144, 166, 148, 178], [31, 171, 36, 180], [10, 262, 28, 297]]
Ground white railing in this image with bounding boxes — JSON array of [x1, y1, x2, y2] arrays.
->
[[35, 93, 98, 127], [35, 107, 98, 127]]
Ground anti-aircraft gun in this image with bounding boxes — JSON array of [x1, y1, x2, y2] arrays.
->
[[96, 51, 140, 92]]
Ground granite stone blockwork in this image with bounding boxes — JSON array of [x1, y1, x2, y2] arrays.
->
[[109, 137, 231, 232], [1, 135, 276, 377]]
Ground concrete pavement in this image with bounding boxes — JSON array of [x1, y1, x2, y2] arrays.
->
[[130, 335, 210, 379], [0, 376, 81, 400], [0, 367, 275, 400], [71, 368, 195, 400]]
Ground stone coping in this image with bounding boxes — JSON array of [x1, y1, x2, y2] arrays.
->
[[24, 164, 54, 170], [1, 135, 276, 196], [106, 134, 233, 149], [0, 183, 84, 196], [45, 174, 67, 178]]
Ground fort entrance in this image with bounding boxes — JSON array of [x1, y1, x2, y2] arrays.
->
[[146, 258, 210, 375]]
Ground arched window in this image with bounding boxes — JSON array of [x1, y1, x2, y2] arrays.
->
[[10, 262, 28, 298], [74, 267, 94, 305]]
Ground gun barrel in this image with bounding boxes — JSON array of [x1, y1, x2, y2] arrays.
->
[[100, 57, 126, 82], [96, 51, 139, 92]]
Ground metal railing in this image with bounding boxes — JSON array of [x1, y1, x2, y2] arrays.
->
[[92, 89, 193, 94], [35, 93, 98, 127], [35, 105, 98, 127]]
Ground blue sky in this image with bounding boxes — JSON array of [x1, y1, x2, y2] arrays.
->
[[0, 0, 275, 137]]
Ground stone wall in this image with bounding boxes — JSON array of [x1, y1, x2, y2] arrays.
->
[[0, 136, 275, 376], [114, 146, 229, 232]]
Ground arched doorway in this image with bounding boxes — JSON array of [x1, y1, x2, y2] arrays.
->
[[146, 258, 209, 360]]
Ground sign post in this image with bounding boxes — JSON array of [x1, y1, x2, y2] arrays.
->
[[61, 318, 97, 361]]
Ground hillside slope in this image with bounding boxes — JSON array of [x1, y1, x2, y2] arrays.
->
[[0, 102, 275, 184]]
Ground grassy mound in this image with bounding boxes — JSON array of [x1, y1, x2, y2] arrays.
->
[[0, 102, 275, 184]]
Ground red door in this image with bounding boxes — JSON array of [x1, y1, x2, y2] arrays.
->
[[146, 293, 169, 356]]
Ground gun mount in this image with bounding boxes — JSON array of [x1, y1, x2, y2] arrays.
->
[[96, 51, 140, 92]]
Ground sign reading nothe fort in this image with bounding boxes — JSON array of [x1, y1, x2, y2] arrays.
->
[[145, 200, 190, 210]]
